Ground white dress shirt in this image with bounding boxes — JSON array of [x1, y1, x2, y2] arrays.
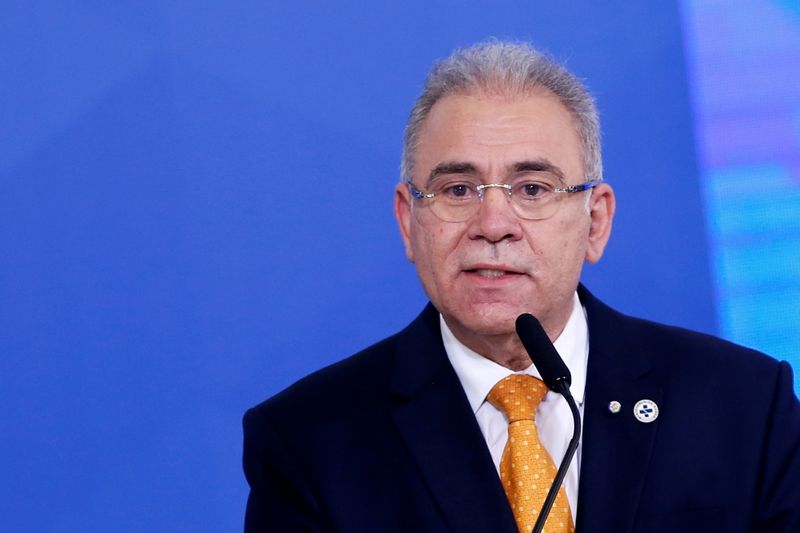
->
[[441, 292, 588, 517]]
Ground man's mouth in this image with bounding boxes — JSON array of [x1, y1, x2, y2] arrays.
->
[[473, 269, 509, 279], [465, 268, 523, 279]]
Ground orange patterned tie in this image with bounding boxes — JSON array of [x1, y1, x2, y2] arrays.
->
[[487, 374, 574, 533]]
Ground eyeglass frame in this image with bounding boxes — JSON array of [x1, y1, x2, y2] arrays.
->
[[405, 177, 604, 222]]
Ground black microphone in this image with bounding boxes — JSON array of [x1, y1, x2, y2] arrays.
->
[[515, 313, 572, 393], [515, 313, 582, 533]]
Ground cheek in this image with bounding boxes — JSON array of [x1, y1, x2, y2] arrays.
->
[[539, 215, 590, 268], [558, 219, 591, 266], [411, 223, 461, 277]]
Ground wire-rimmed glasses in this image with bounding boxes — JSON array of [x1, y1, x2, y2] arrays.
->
[[407, 172, 603, 222]]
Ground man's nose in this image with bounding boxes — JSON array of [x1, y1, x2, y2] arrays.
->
[[469, 187, 522, 242]]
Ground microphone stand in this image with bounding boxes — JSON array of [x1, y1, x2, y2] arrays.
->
[[531, 380, 581, 533], [514, 313, 582, 533]]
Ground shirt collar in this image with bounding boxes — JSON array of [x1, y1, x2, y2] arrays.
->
[[442, 292, 589, 413]]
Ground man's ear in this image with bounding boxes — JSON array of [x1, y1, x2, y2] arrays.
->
[[394, 183, 415, 263], [584, 182, 615, 264]]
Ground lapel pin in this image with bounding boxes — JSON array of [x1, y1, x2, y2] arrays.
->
[[633, 399, 659, 423], [608, 401, 621, 414]]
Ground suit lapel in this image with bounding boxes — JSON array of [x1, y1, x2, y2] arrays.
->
[[575, 288, 663, 533], [390, 305, 518, 533]]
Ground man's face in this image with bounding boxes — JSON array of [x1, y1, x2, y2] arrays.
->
[[395, 91, 614, 347]]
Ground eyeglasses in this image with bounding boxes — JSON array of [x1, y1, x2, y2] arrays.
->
[[407, 173, 603, 222]]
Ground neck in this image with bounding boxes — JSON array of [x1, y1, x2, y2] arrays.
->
[[445, 315, 569, 372]]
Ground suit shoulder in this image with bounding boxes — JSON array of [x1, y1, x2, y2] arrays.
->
[[581, 287, 783, 379], [629, 313, 776, 367], [595, 305, 786, 388], [246, 332, 400, 422], [245, 303, 441, 423]]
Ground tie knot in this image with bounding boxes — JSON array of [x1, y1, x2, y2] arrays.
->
[[487, 374, 548, 422]]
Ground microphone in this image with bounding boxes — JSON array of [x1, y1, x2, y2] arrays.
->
[[515, 313, 582, 533], [515, 313, 572, 393]]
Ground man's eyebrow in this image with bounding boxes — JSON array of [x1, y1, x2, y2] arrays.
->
[[425, 159, 568, 185], [512, 160, 567, 183], [426, 161, 477, 185]]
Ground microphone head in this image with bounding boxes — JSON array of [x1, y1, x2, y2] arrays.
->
[[515, 313, 572, 391]]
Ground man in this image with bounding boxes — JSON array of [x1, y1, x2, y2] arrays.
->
[[243, 41, 800, 532]]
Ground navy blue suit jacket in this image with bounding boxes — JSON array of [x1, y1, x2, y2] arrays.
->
[[243, 287, 800, 532]]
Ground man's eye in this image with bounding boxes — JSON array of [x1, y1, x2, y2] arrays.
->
[[518, 182, 549, 197], [443, 184, 475, 198]]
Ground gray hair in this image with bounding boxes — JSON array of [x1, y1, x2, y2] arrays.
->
[[401, 40, 602, 184]]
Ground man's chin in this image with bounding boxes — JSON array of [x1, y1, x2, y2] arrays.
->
[[445, 305, 524, 338]]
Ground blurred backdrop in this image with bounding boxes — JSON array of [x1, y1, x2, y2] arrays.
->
[[1, 1, 798, 531]]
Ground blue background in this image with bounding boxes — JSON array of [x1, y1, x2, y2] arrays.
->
[[1, 1, 797, 531]]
